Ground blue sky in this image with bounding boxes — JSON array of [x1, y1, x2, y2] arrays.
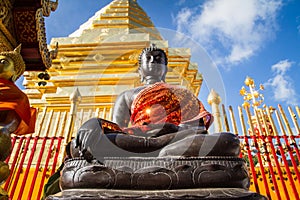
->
[[18, 0, 300, 110]]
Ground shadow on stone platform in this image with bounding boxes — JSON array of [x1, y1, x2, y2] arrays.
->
[[46, 188, 267, 200]]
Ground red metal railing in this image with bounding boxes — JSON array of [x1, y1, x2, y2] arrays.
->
[[4, 135, 299, 200], [2, 105, 300, 200], [4, 136, 63, 200], [240, 135, 300, 200], [237, 105, 300, 200]]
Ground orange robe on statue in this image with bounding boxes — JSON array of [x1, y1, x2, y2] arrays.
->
[[0, 78, 36, 135], [122, 82, 213, 135]]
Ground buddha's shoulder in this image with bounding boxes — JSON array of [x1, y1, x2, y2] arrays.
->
[[119, 86, 147, 97]]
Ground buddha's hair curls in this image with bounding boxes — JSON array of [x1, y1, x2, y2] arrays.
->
[[138, 43, 168, 67]]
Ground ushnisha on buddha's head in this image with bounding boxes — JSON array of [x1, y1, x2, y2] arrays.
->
[[138, 44, 168, 84], [0, 44, 25, 82]]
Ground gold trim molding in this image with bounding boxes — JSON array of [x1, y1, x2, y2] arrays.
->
[[41, 0, 58, 17], [36, 0, 58, 69], [0, 0, 16, 51]]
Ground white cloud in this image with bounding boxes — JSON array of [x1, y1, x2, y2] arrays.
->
[[175, 0, 282, 66], [265, 60, 298, 105], [271, 59, 292, 74], [297, 16, 300, 33], [176, 0, 187, 6]]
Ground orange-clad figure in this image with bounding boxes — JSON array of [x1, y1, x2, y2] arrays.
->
[[0, 45, 36, 197]]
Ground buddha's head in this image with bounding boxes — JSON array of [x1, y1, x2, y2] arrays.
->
[[138, 44, 168, 84], [0, 44, 25, 82]]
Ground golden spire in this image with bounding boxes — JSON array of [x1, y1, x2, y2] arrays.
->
[[68, 0, 162, 40]]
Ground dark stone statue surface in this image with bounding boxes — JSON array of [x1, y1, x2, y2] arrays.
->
[[60, 156, 249, 190], [47, 188, 267, 200], [69, 45, 214, 161], [45, 45, 266, 200], [112, 46, 168, 127]]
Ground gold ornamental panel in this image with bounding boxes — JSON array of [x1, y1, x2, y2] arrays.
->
[[13, 10, 37, 43]]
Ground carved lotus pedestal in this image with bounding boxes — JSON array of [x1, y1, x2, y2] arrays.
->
[[46, 157, 266, 200]]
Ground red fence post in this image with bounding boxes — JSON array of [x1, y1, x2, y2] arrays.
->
[[36, 137, 55, 200], [4, 137, 24, 190], [267, 136, 290, 200], [50, 137, 63, 176], [17, 136, 39, 200], [9, 136, 31, 198], [243, 136, 260, 193], [27, 137, 48, 199]]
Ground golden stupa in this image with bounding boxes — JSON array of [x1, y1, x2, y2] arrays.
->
[[4, 0, 204, 199]]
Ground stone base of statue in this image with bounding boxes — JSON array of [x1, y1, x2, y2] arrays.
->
[[46, 188, 266, 200], [60, 157, 250, 190], [45, 156, 266, 199]]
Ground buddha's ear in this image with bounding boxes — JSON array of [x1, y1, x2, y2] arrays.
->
[[137, 67, 144, 83], [14, 44, 22, 54], [12, 74, 18, 82], [11, 44, 24, 82], [161, 66, 168, 82]]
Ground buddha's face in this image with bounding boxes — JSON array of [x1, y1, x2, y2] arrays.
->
[[0, 55, 15, 80], [140, 50, 167, 80]]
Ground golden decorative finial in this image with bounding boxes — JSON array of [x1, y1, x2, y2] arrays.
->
[[207, 89, 221, 105], [70, 87, 82, 103], [240, 76, 264, 108], [244, 76, 254, 86]]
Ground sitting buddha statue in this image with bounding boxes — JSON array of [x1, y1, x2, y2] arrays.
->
[[0, 45, 36, 198], [46, 45, 266, 200], [68, 44, 226, 161]]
